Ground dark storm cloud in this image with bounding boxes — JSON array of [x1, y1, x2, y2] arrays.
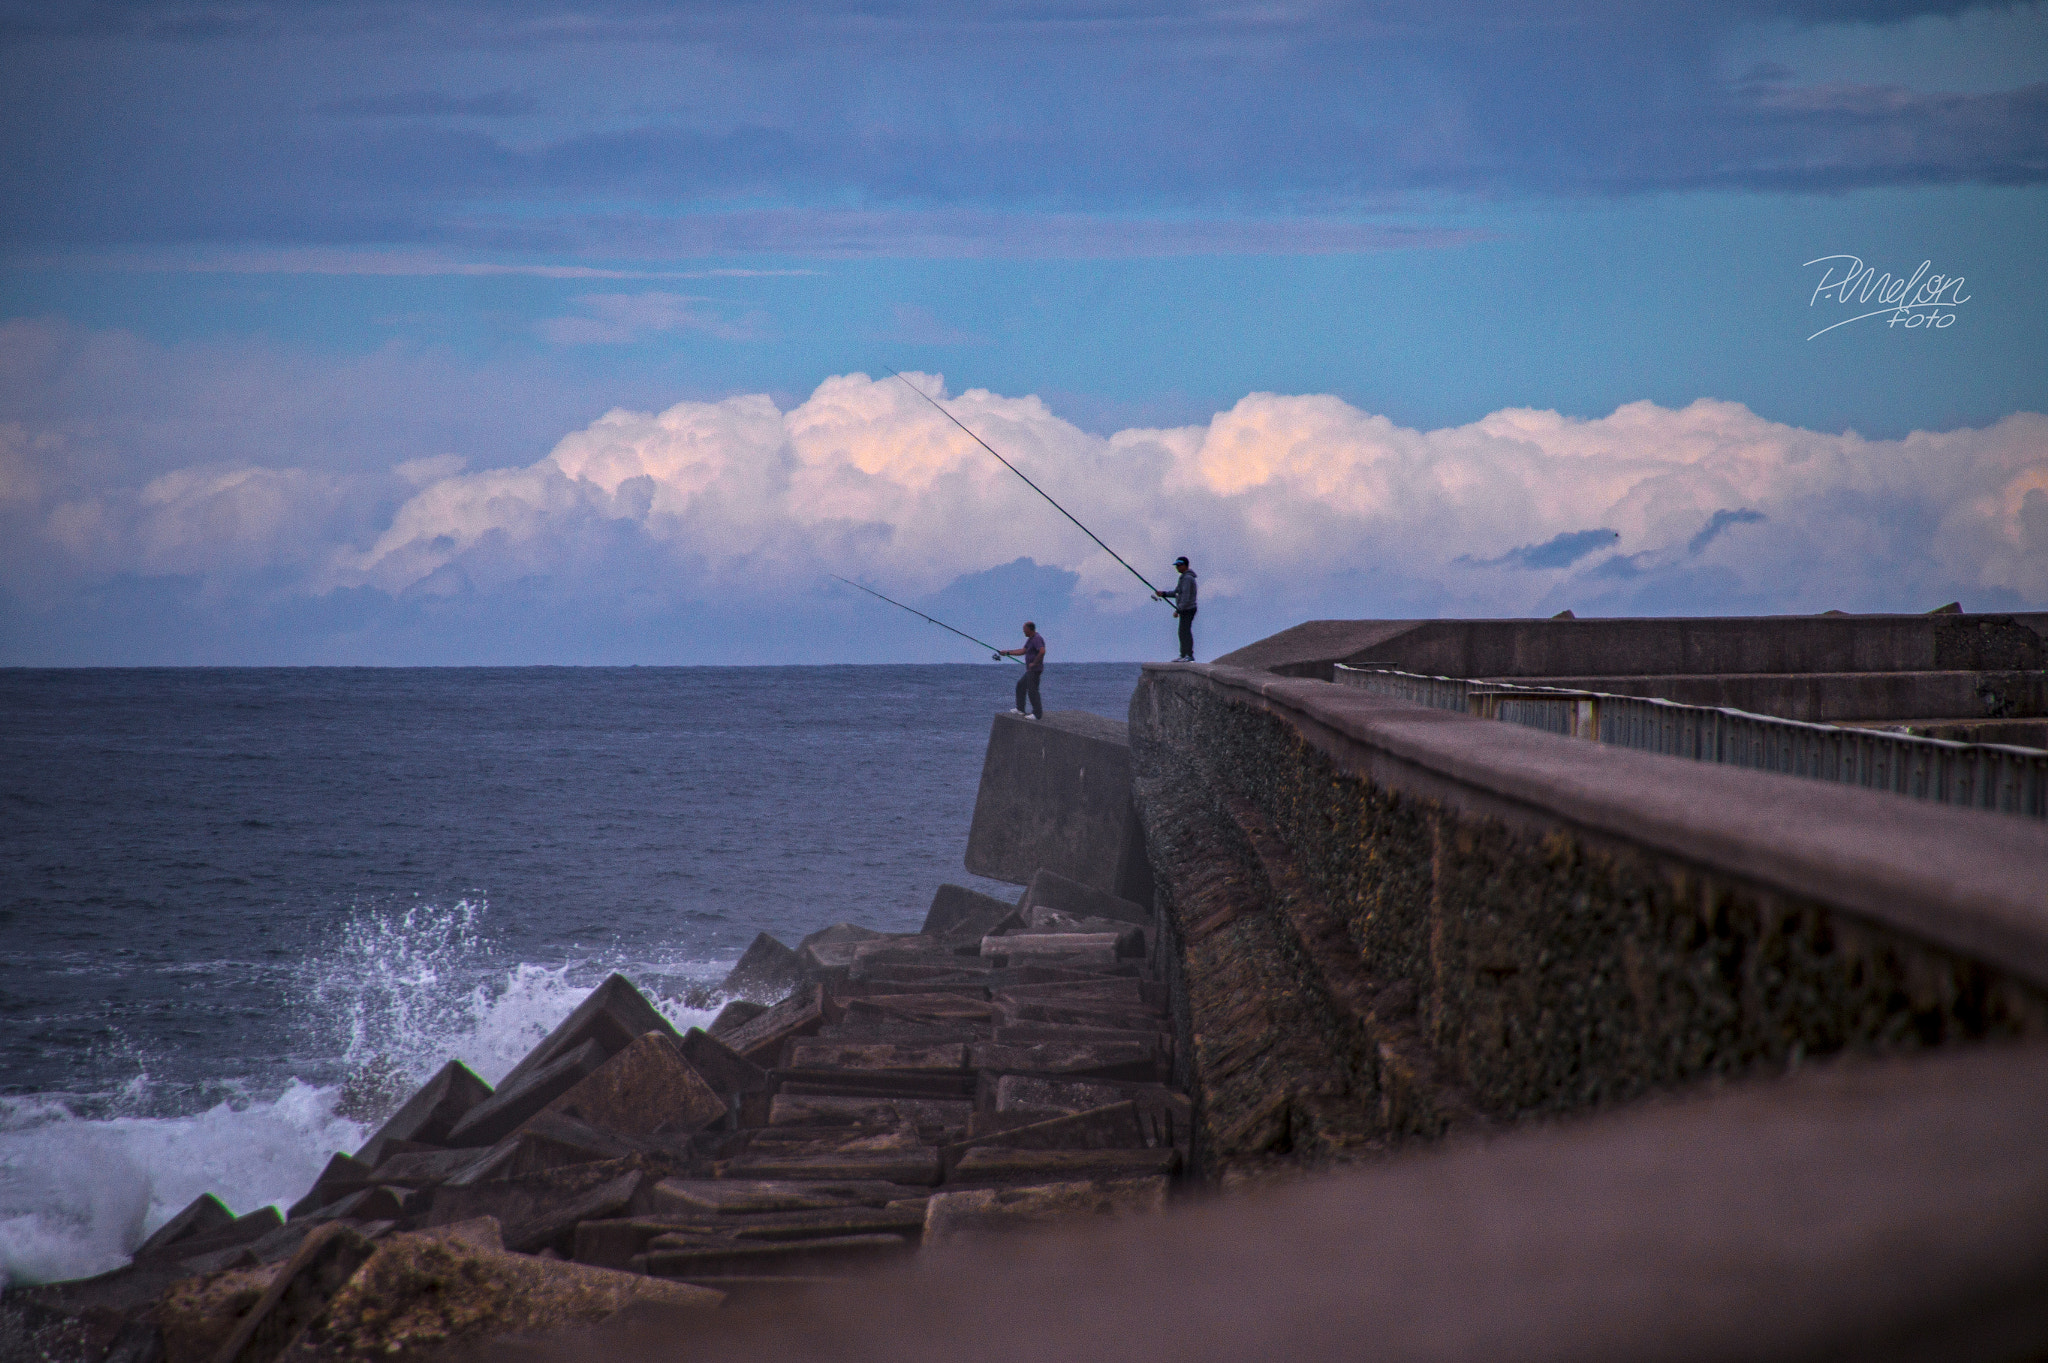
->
[[0, 0, 2041, 256]]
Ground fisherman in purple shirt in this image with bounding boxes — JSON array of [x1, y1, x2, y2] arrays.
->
[[994, 621, 1046, 718]]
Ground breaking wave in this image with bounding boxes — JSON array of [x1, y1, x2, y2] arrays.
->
[[0, 898, 730, 1289]]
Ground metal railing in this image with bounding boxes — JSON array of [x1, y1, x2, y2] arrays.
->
[[1332, 664, 2048, 820]]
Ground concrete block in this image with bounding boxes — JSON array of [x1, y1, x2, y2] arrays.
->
[[496, 1110, 648, 1174], [994, 1076, 1154, 1113], [770, 1094, 974, 1130], [645, 1180, 917, 1216], [639, 1233, 914, 1279], [352, 1058, 493, 1167], [1019, 867, 1151, 926], [677, 1027, 769, 1098], [837, 994, 995, 1027], [150, 1209, 283, 1270], [723, 1148, 944, 1187], [942, 1102, 1145, 1161], [921, 884, 1018, 940], [497, 973, 680, 1094], [921, 1176, 1169, 1243], [426, 1166, 644, 1254], [206, 1221, 377, 1363], [979, 933, 1124, 968], [444, 1038, 609, 1148], [298, 1185, 407, 1227], [542, 1031, 728, 1138], [363, 1147, 482, 1188], [299, 1221, 720, 1356], [1011, 907, 1145, 955], [719, 932, 801, 1002], [964, 711, 1153, 903], [131, 1193, 235, 1261], [719, 984, 828, 1067], [707, 999, 767, 1038], [784, 1040, 970, 1072], [970, 1040, 1163, 1081], [796, 926, 908, 988], [948, 1146, 1179, 1183], [284, 1153, 372, 1220]]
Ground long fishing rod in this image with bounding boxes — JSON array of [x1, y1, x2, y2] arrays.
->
[[831, 574, 1021, 663], [888, 368, 1174, 608]]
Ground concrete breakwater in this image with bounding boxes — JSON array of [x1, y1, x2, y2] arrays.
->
[[13, 614, 2048, 1362], [1132, 662, 2048, 1179], [5, 710, 1187, 1362]]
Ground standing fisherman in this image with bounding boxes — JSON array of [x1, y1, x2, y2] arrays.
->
[[1157, 557, 1197, 661], [994, 622, 1046, 718]]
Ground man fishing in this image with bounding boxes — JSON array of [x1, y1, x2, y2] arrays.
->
[[994, 622, 1046, 718], [1157, 557, 1197, 661]]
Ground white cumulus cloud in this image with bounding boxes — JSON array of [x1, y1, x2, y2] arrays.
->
[[321, 375, 2048, 624], [5, 369, 2045, 661]]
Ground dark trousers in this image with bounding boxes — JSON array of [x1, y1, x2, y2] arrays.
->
[[1177, 608, 1196, 660], [1015, 668, 1042, 717]]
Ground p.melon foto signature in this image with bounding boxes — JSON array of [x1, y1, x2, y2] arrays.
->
[[1804, 255, 1970, 340]]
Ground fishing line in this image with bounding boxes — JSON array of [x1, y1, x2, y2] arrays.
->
[[830, 574, 1022, 663], [887, 369, 1174, 608]]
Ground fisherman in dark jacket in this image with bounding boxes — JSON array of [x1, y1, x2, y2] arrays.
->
[[1157, 557, 1197, 661]]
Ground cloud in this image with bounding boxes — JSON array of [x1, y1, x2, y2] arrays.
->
[[6, 2, 2042, 259], [3, 335, 2043, 660]]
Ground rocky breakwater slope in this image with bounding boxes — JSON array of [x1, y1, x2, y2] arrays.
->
[[7, 875, 1188, 1363]]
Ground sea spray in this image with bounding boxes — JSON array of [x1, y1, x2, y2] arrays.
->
[[0, 1082, 363, 1288], [1, 897, 732, 1287]]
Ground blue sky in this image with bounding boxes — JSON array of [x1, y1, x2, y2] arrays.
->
[[2, 1, 2044, 663]]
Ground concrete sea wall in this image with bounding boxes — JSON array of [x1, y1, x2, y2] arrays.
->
[[1129, 662, 2048, 1182]]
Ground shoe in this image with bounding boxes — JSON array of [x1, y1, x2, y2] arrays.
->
[[1010, 708, 1026, 715], [1029, 712, 1041, 719]]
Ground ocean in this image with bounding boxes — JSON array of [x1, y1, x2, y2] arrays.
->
[[0, 663, 1140, 1287]]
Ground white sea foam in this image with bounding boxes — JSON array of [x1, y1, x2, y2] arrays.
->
[[0, 898, 731, 1288], [0, 1081, 365, 1288]]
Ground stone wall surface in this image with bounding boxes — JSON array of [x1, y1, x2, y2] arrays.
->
[[1129, 663, 2048, 1181]]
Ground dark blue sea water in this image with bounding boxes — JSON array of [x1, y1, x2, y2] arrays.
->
[[0, 664, 1139, 1285]]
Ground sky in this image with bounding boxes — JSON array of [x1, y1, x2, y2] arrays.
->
[[1, 0, 2044, 664]]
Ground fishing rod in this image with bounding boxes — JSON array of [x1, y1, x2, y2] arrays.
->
[[888, 368, 1174, 609], [830, 574, 1021, 663]]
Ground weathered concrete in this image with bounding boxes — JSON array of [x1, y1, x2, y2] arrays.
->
[[964, 712, 1153, 903], [1130, 661, 2048, 1174], [498, 974, 682, 1093], [719, 933, 801, 1003], [1017, 867, 1150, 926], [354, 1060, 494, 1168], [542, 1032, 728, 1138], [301, 1224, 721, 1357], [920, 884, 1016, 941], [446, 1040, 610, 1149], [1219, 612, 2046, 683]]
